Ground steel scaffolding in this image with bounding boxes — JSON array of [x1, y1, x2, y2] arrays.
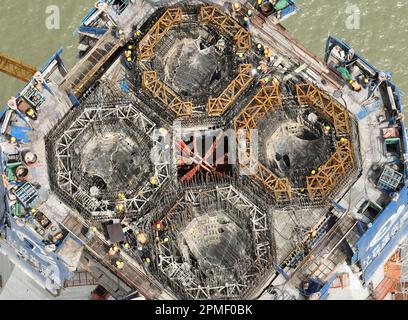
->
[[142, 71, 193, 117], [208, 64, 254, 116], [138, 8, 184, 61], [199, 6, 252, 53]]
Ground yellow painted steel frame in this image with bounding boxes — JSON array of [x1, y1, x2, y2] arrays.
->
[[296, 83, 355, 199], [0, 53, 37, 83], [208, 64, 253, 116], [234, 82, 292, 202], [138, 8, 184, 61], [199, 6, 251, 53], [142, 71, 193, 117], [306, 139, 354, 199], [296, 83, 350, 136], [234, 82, 282, 132]]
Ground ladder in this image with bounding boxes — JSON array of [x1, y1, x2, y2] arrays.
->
[[0, 52, 37, 82]]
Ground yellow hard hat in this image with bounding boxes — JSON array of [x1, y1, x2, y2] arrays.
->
[[10, 137, 16, 143], [311, 170, 316, 175], [31, 208, 37, 213], [243, 16, 249, 21], [124, 243, 130, 249], [146, 258, 151, 263], [116, 203, 124, 211], [150, 176, 158, 185], [27, 108, 35, 116], [257, 43, 262, 49], [258, 0, 262, 4]]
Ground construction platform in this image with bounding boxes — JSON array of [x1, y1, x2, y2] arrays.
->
[[0, 0, 408, 301]]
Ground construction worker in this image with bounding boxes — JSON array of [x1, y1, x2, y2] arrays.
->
[[116, 260, 125, 269], [109, 245, 120, 256], [256, 43, 265, 56], [260, 77, 270, 86], [310, 229, 318, 238], [150, 176, 159, 186], [116, 203, 124, 212], [264, 47, 273, 59], [243, 16, 250, 30], [232, 2, 241, 12], [257, 62, 268, 74]]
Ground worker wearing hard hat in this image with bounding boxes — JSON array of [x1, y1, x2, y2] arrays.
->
[[116, 260, 125, 269]]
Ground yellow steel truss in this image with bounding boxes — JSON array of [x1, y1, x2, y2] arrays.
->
[[306, 139, 354, 199], [0, 52, 37, 83], [234, 81, 282, 132], [199, 6, 251, 53], [233, 82, 292, 201], [296, 83, 350, 136], [138, 8, 184, 61], [142, 71, 193, 117], [208, 64, 253, 116]]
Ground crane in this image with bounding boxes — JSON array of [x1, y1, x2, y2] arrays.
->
[[0, 52, 37, 82]]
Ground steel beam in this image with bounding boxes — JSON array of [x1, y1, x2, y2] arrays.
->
[[138, 8, 184, 61], [0, 52, 37, 82], [306, 139, 354, 199], [296, 83, 351, 136], [208, 64, 253, 116], [142, 71, 193, 117], [199, 6, 251, 53]]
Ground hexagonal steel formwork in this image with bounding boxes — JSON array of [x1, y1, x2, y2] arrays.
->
[[46, 84, 170, 221], [233, 80, 360, 207], [134, 4, 256, 118], [139, 181, 274, 300]]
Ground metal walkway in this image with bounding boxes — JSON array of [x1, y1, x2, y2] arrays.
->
[[60, 30, 122, 96], [290, 213, 358, 284], [61, 213, 163, 300]]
